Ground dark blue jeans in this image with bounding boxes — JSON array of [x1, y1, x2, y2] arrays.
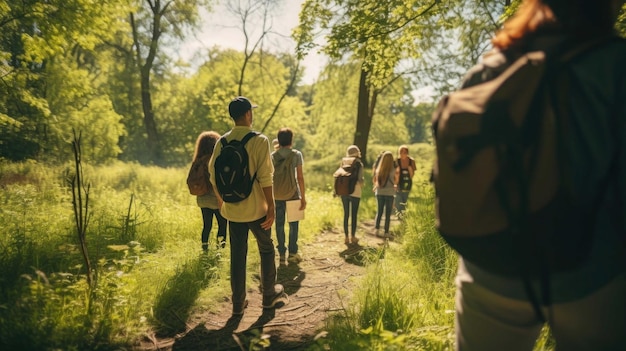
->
[[229, 217, 277, 306], [201, 207, 227, 244], [341, 195, 360, 237], [375, 195, 394, 233], [275, 200, 299, 255]]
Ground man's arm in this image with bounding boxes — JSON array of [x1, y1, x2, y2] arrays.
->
[[261, 186, 275, 230], [258, 136, 275, 230]]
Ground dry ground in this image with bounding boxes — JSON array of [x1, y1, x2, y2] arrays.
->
[[136, 217, 400, 351]]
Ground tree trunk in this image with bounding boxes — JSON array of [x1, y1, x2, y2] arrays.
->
[[354, 67, 373, 164], [130, 6, 164, 166], [140, 66, 163, 165]]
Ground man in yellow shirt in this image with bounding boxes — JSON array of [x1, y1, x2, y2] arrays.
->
[[209, 96, 288, 316]]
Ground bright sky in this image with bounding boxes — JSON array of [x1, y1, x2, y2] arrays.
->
[[179, 0, 326, 84]]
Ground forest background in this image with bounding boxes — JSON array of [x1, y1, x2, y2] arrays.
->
[[1, 1, 626, 350], [7, 0, 624, 167]]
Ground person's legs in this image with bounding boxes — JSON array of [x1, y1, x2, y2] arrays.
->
[[229, 221, 249, 312], [383, 195, 393, 233], [395, 191, 408, 214], [350, 196, 360, 239], [274, 200, 287, 256], [201, 207, 213, 250], [341, 195, 351, 240], [375, 195, 384, 230], [455, 266, 543, 351], [214, 208, 227, 244], [288, 220, 299, 254], [550, 274, 626, 351], [247, 217, 277, 296]]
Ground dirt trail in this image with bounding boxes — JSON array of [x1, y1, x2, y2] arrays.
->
[[137, 218, 400, 351]]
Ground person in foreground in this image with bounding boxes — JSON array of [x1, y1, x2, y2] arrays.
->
[[209, 96, 288, 316], [191, 131, 227, 250], [448, 1, 626, 350], [272, 127, 306, 265]]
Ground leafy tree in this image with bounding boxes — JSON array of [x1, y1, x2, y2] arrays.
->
[[223, 0, 304, 135], [125, 0, 214, 165], [154, 48, 308, 166], [0, 0, 128, 162], [294, 0, 441, 163], [303, 61, 414, 166]]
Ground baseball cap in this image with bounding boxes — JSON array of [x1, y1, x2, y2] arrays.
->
[[228, 96, 258, 119]]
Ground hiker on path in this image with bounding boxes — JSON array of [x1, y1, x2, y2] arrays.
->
[[441, 1, 626, 350], [209, 96, 287, 316], [394, 145, 416, 217], [339, 145, 365, 245], [373, 151, 395, 238], [271, 127, 306, 265], [191, 131, 227, 251]]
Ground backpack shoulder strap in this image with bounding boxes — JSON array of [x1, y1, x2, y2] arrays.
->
[[241, 131, 260, 145], [271, 150, 283, 162], [290, 149, 299, 163], [219, 136, 228, 147]]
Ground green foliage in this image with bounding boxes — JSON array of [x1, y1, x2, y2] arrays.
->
[[152, 252, 221, 336], [0, 157, 564, 350], [0, 0, 131, 162], [296, 0, 441, 89], [0, 160, 353, 349], [315, 153, 456, 350]]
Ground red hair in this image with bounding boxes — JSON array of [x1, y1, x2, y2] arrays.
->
[[492, 0, 556, 50], [492, 0, 618, 51]]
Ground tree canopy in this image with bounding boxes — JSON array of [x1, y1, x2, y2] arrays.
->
[[0, 0, 623, 166]]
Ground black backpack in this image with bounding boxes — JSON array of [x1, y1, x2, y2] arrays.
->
[[214, 132, 259, 203], [396, 157, 414, 192]]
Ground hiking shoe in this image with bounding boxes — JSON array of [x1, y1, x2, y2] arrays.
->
[[351, 236, 359, 245], [217, 237, 226, 249], [279, 254, 287, 265], [202, 242, 209, 252], [232, 300, 248, 316], [288, 253, 302, 263], [262, 284, 289, 309], [344, 237, 350, 245]]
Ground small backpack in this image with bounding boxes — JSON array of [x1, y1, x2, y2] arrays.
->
[[333, 157, 360, 196], [431, 40, 614, 277], [214, 131, 259, 203], [186, 155, 212, 196], [397, 157, 414, 192], [272, 150, 298, 201]]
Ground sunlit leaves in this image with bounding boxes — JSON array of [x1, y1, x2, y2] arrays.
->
[[296, 0, 442, 89]]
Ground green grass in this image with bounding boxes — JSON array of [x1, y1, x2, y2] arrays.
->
[[0, 146, 555, 350]]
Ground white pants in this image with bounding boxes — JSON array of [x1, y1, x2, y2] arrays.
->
[[455, 272, 626, 351]]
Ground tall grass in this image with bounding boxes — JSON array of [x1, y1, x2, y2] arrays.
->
[[0, 159, 227, 349], [0, 158, 351, 349], [0, 147, 556, 350], [315, 179, 457, 351], [315, 146, 555, 351]]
